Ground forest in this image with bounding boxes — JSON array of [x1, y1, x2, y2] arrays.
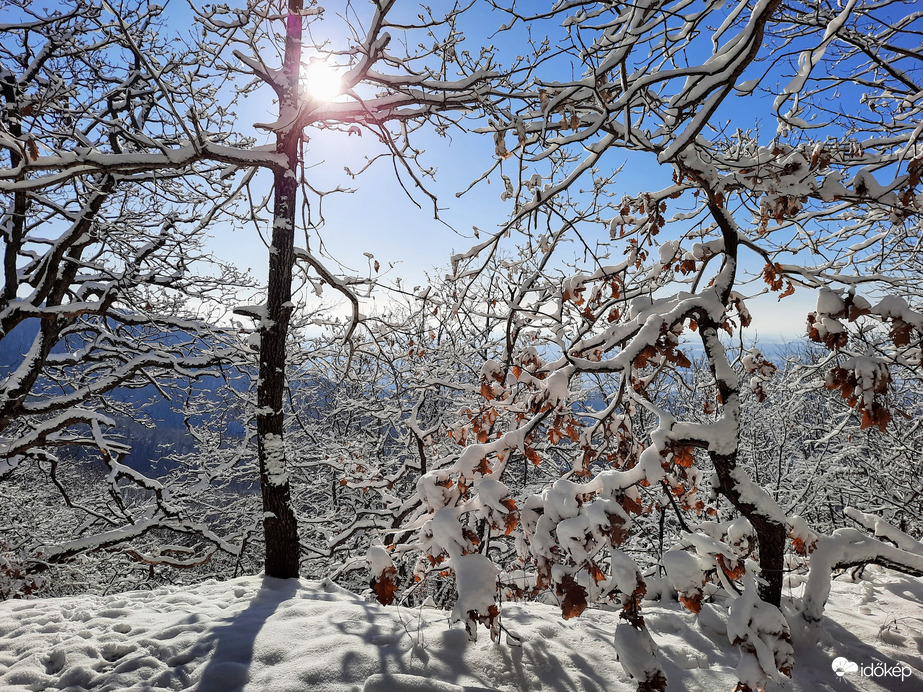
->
[[1, 0, 922, 690]]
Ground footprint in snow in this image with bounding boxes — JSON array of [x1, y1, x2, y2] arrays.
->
[[44, 649, 65, 675], [101, 642, 137, 662]]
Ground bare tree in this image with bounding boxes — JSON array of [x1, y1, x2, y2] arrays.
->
[[2, 0, 509, 584], [192, 0, 505, 577], [0, 0, 264, 589]]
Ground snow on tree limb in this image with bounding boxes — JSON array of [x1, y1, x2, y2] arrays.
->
[[802, 527, 923, 624]]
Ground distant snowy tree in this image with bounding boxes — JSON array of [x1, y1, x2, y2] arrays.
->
[[277, 267, 512, 585], [731, 344, 923, 540]]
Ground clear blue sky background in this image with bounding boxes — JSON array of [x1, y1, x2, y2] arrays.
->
[[189, 0, 816, 343]]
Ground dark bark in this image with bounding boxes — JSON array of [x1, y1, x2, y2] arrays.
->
[[710, 451, 786, 606], [690, 194, 788, 607], [698, 315, 787, 607], [255, 0, 303, 579], [255, 154, 300, 579]]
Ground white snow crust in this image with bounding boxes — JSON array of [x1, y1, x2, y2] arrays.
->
[[0, 568, 919, 691]]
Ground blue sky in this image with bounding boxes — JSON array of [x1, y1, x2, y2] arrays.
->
[[212, 125, 815, 342], [192, 0, 820, 342]]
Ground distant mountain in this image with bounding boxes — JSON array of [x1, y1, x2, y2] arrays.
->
[[1, 318, 248, 474]]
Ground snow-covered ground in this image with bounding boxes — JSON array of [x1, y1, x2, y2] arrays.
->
[[0, 568, 919, 691]]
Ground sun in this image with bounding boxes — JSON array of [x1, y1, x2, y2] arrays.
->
[[304, 60, 342, 102]]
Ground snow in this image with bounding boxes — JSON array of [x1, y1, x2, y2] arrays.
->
[[366, 545, 394, 579], [0, 568, 919, 691], [844, 508, 923, 554], [816, 288, 846, 318], [0, 142, 287, 193], [556, 515, 594, 564], [726, 575, 794, 690], [449, 554, 500, 626], [663, 549, 709, 595], [475, 477, 513, 526], [260, 433, 289, 485], [802, 528, 923, 625], [426, 507, 469, 559], [614, 623, 664, 688]]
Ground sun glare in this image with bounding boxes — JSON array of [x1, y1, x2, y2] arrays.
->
[[304, 60, 342, 102]]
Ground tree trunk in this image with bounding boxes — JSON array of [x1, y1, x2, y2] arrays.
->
[[255, 0, 303, 580], [691, 197, 788, 607], [710, 452, 786, 606]]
